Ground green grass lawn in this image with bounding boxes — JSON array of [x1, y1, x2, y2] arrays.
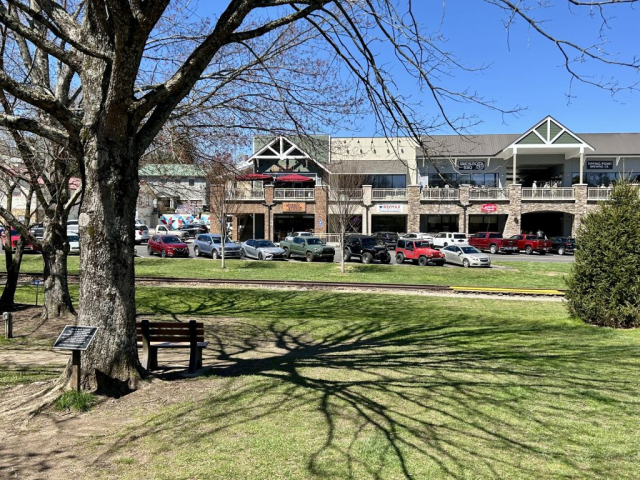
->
[[69, 287, 639, 479], [7, 254, 571, 289]]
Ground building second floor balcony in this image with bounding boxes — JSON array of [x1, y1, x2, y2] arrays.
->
[[274, 188, 315, 201], [421, 188, 459, 201], [522, 187, 575, 201], [469, 188, 509, 201], [226, 188, 265, 200], [372, 188, 407, 201]]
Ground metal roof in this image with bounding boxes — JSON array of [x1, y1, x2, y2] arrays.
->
[[327, 160, 408, 174], [139, 164, 206, 177], [420, 133, 640, 157]]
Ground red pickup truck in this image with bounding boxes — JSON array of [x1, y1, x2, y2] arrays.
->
[[395, 239, 445, 266], [510, 234, 553, 255], [468, 232, 518, 254]]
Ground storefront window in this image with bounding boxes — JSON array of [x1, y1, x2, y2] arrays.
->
[[428, 173, 498, 187], [572, 172, 624, 187], [420, 215, 459, 233], [370, 175, 406, 188]]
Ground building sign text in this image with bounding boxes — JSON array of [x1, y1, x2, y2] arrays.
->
[[283, 202, 306, 213], [458, 161, 485, 171], [586, 161, 613, 170]]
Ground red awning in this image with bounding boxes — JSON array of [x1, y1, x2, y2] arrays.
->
[[277, 174, 314, 183], [235, 173, 273, 181]]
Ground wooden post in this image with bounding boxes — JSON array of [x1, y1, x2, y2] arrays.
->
[[71, 350, 81, 391], [188, 320, 198, 373], [3, 312, 12, 339]]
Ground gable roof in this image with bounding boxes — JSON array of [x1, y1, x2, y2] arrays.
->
[[253, 135, 331, 163], [249, 136, 332, 173]]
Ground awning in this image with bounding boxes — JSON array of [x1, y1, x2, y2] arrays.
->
[[276, 174, 314, 183]]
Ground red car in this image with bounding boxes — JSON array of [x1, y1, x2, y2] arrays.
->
[[510, 234, 553, 255], [395, 239, 445, 266], [147, 235, 190, 258], [1, 229, 36, 252]]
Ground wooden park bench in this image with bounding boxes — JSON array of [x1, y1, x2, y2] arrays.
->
[[136, 320, 208, 373]]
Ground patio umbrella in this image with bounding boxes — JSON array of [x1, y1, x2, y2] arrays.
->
[[277, 173, 314, 182], [235, 173, 273, 181]]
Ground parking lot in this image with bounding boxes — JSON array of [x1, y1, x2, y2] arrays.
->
[[136, 238, 575, 265]]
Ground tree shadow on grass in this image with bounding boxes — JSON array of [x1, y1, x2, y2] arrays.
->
[[98, 290, 640, 478]]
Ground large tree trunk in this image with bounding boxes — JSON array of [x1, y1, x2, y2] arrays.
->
[[0, 241, 24, 309], [70, 136, 145, 393], [41, 219, 75, 318]]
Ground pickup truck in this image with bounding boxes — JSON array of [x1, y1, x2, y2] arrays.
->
[[510, 234, 553, 255], [395, 239, 445, 266], [468, 232, 518, 254], [280, 236, 335, 262]]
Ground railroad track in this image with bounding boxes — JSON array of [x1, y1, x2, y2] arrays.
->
[[2, 272, 565, 297]]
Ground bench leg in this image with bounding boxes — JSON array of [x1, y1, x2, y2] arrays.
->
[[148, 347, 158, 371], [197, 347, 204, 370], [188, 346, 197, 374]]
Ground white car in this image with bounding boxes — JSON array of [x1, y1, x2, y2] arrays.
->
[[284, 231, 314, 241], [402, 232, 433, 243], [154, 224, 188, 239], [135, 224, 150, 244], [432, 232, 468, 249], [66, 219, 79, 234], [67, 233, 80, 255], [442, 245, 491, 268]]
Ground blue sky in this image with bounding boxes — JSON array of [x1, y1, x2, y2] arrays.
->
[[194, 1, 639, 136]]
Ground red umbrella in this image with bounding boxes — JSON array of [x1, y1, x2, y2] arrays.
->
[[236, 173, 273, 181], [277, 174, 314, 183]]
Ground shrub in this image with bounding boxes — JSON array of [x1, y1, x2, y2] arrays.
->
[[566, 182, 640, 328], [55, 390, 96, 412]]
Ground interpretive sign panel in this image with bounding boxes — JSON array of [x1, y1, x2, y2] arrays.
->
[[53, 326, 98, 351]]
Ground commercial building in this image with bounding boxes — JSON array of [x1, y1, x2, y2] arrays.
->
[[218, 116, 640, 241]]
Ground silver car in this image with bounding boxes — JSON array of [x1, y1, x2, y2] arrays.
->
[[442, 245, 491, 268], [241, 239, 286, 260]]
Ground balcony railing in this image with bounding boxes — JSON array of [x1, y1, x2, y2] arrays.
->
[[274, 188, 315, 201], [372, 188, 407, 201], [587, 187, 612, 201], [226, 188, 265, 200], [332, 189, 363, 201], [469, 188, 509, 201], [421, 188, 459, 201], [522, 187, 575, 201]]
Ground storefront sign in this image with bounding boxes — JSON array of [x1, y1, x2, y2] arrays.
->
[[481, 204, 498, 213], [283, 202, 306, 213], [458, 161, 485, 171], [586, 161, 613, 170], [376, 204, 403, 213]]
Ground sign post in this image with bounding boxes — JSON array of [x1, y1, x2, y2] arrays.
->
[[3, 312, 12, 339], [52, 326, 99, 391], [33, 279, 42, 306]]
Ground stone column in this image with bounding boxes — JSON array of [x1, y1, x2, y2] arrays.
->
[[572, 184, 588, 236], [407, 185, 421, 232], [362, 185, 373, 235], [503, 184, 522, 237], [458, 185, 471, 233], [264, 185, 275, 242], [314, 186, 328, 235]]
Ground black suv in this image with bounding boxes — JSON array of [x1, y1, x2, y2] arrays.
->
[[550, 237, 576, 255], [373, 231, 399, 250], [344, 235, 391, 264]]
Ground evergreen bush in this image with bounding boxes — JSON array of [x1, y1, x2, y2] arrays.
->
[[566, 182, 640, 328]]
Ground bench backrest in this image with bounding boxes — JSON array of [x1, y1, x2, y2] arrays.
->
[[136, 320, 205, 343]]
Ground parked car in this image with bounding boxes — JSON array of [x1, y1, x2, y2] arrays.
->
[[442, 245, 491, 268], [240, 239, 286, 260], [147, 235, 190, 258], [395, 239, 445, 266], [510, 234, 553, 255], [284, 231, 314, 241], [67, 233, 80, 255], [30, 222, 45, 240], [280, 236, 335, 262], [1, 229, 36, 252], [401, 232, 434, 243], [468, 232, 518, 254], [134, 224, 150, 244], [193, 234, 242, 259], [373, 231, 399, 250], [179, 223, 208, 237], [343, 234, 391, 264], [432, 232, 468, 249], [155, 224, 188, 239], [66, 219, 79, 233], [550, 237, 576, 255]]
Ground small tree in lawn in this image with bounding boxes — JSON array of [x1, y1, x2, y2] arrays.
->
[[566, 182, 640, 328], [326, 163, 367, 274]]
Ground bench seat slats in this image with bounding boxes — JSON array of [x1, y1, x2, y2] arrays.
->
[[137, 335, 205, 343], [137, 341, 209, 348]]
